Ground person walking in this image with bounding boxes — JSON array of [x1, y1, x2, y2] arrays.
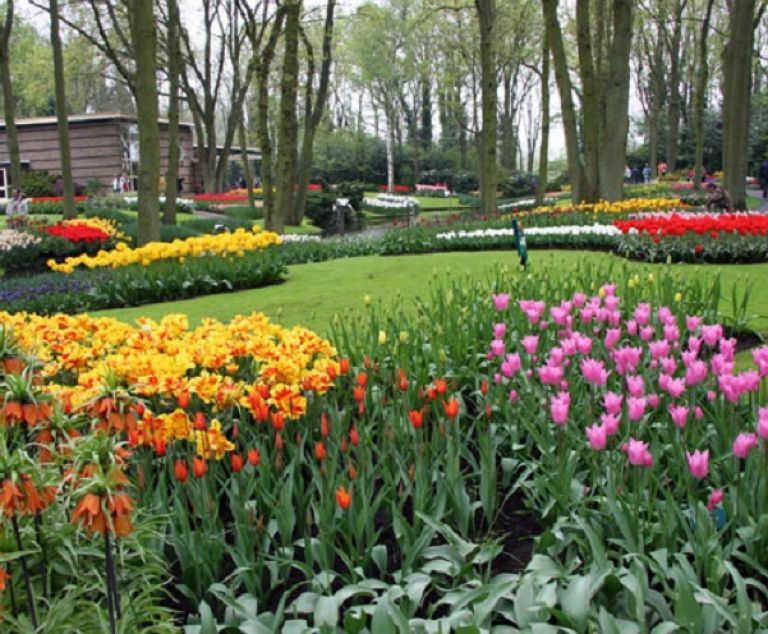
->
[[642, 164, 652, 183], [759, 159, 768, 199], [705, 182, 733, 212], [6, 189, 28, 217]]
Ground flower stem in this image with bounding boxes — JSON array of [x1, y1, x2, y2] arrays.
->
[[33, 513, 48, 599], [104, 532, 117, 634], [11, 514, 37, 629]]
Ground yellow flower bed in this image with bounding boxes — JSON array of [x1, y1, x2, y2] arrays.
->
[[531, 197, 687, 215], [1, 311, 340, 453], [47, 227, 281, 274], [63, 217, 128, 243]]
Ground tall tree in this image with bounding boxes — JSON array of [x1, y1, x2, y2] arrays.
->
[[49, 0, 76, 219], [536, 27, 550, 206], [693, 0, 715, 189], [290, 0, 337, 226], [543, 0, 586, 202], [475, 0, 497, 214], [722, 0, 757, 209], [663, 0, 687, 171], [0, 1, 22, 190], [128, 0, 161, 244], [273, 0, 302, 234], [163, 0, 181, 225]]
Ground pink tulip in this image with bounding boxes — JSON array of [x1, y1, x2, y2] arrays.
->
[[604, 328, 621, 350], [686, 315, 702, 332], [687, 336, 702, 354], [758, 407, 768, 439], [661, 356, 677, 375], [603, 391, 623, 415], [685, 361, 708, 386], [634, 304, 651, 326], [719, 338, 737, 359], [626, 374, 645, 397], [640, 326, 655, 342], [505, 353, 521, 374], [550, 392, 570, 426], [733, 432, 758, 459], [493, 373, 502, 384], [626, 319, 638, 336], [663, 324, 680, 343], [602, 283, 617, 296], [669, 404, 689, 428], [575, 333, 593, 355], [712, 354, 734, 377], [666, 377, 686, 399], [649, 339, 670, 360], [493, 323, 506, 339], [601, 413, 621, 435], [694, 406, 704, 420], [493, 293, 510, 311], [707, 390, 717, 401], [686, 449, 709, 479], [701, 324, 723, 346], [522, 336, 539, 355], [621, 438, 653, 467], [508, 390, 518, 402], [707, 488, 723, 511], [647, 393, 659, 409], [572, 292, 586, 306], [627, 397, 647, 421], [752, 347, 768, 377], [585, 424, 608, 450], [538, 365, 563, 385], [490, 339, 505, 357], [657, 306, 673, 323], [581, 358, 609, 386]]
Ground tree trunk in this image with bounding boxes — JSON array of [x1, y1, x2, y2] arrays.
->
[[501, 67, 515, 170], [420, 76, 432, 149], [475, 0, 497, 214], [543, 0, 586, 202], [0, 2, 21, 190], [536, 27, 550, 205], [665, 0, 685, 171], [722, 0, 756, 210], [49, 0, 76, 219], [253, 6, 286, 231], [386, 105, 395, 193], [163, 0, 181, 225], [238, 110, 255, 215], [273, 0, 302, 234], [129, 0, 161, 245], [576, 0, 600, 202], [597, 0, 633, 201], [291, 0, 336, 225], [693, 0, 715, 190]]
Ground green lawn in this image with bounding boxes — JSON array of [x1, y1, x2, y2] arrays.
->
[[95, 250, 768, 339], [364, 193, 466, 211]]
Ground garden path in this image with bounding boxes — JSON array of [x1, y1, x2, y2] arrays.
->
[[747, 188, 768, 212]]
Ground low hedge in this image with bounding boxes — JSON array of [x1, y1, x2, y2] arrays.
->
[[1, 247, 286, 314]]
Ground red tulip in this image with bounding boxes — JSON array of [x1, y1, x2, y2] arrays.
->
[[174, 459, 188, 483], [408, 410, 423, 429], [443, 398, 459, 420], [192, 456, 207, 478], [248, 448, 260, 466], [177, 391, 190, 409], [349, 427, 360, 446], [230, 453, 244, 473], [314, 441, 327, 461], [335, 486, 352, 509]]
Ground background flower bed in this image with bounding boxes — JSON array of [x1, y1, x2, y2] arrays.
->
[[1, 261, 766, 630]]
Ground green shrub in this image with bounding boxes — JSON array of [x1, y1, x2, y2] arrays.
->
[[19, 170, 54, 197], [499, 170, 538, 199]]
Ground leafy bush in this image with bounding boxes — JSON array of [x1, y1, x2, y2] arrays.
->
[[18, 169, 54, 197], [499, 170, 538, 198]]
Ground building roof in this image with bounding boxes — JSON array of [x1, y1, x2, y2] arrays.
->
[[0, 112, 194, 129]]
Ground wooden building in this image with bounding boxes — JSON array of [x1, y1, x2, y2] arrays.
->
[[0, 113, 196, 196]]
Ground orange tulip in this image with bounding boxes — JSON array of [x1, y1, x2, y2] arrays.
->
[[248, 448, 260, 466], [480, 379, 489, 395], [435, 379, 447, 395], [408, 410, 423, 429], [177, 391, 190, 409], [153, 436, 167, 457], [0, 566, 10, 591], [275, 431, 284, 451], [347, 462, 358, 480], [356, 372, 368, 388], [339, 358, 350, 375], [193, 412, 206, 430], [271, 412, 285, 431], [192, 456, 207, 478], [230, 453, 244, 473], [320, 412, 330, 437], [349, 427, 360, 446], [443, 398, 459, 420], [335, 486, 352, 509], [353, 386, 365, 403], [314, 441, 327, 461], [174, 460, 188, 483]]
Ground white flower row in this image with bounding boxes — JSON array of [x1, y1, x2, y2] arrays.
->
[[123, 196, 196, 210], [280, 234, 322, 243], [435, 224, 621, 241], [0, 229, 41, 252], [364, 194, 420, 209]]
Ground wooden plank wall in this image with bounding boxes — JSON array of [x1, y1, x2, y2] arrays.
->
[[0, 120, 197, 193]]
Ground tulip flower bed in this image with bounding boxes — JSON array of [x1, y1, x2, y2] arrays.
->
[[2, 259, 766, 631], [615, 212, 768, 237], [47, 226, 281, 274]]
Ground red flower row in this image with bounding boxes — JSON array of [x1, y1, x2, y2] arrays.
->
[[193, 193, 249, 203], [30, 196, 89, 204], [614, 213, 768, 237], [42, 223, 110, 243], [378, 185, 411, 193]]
